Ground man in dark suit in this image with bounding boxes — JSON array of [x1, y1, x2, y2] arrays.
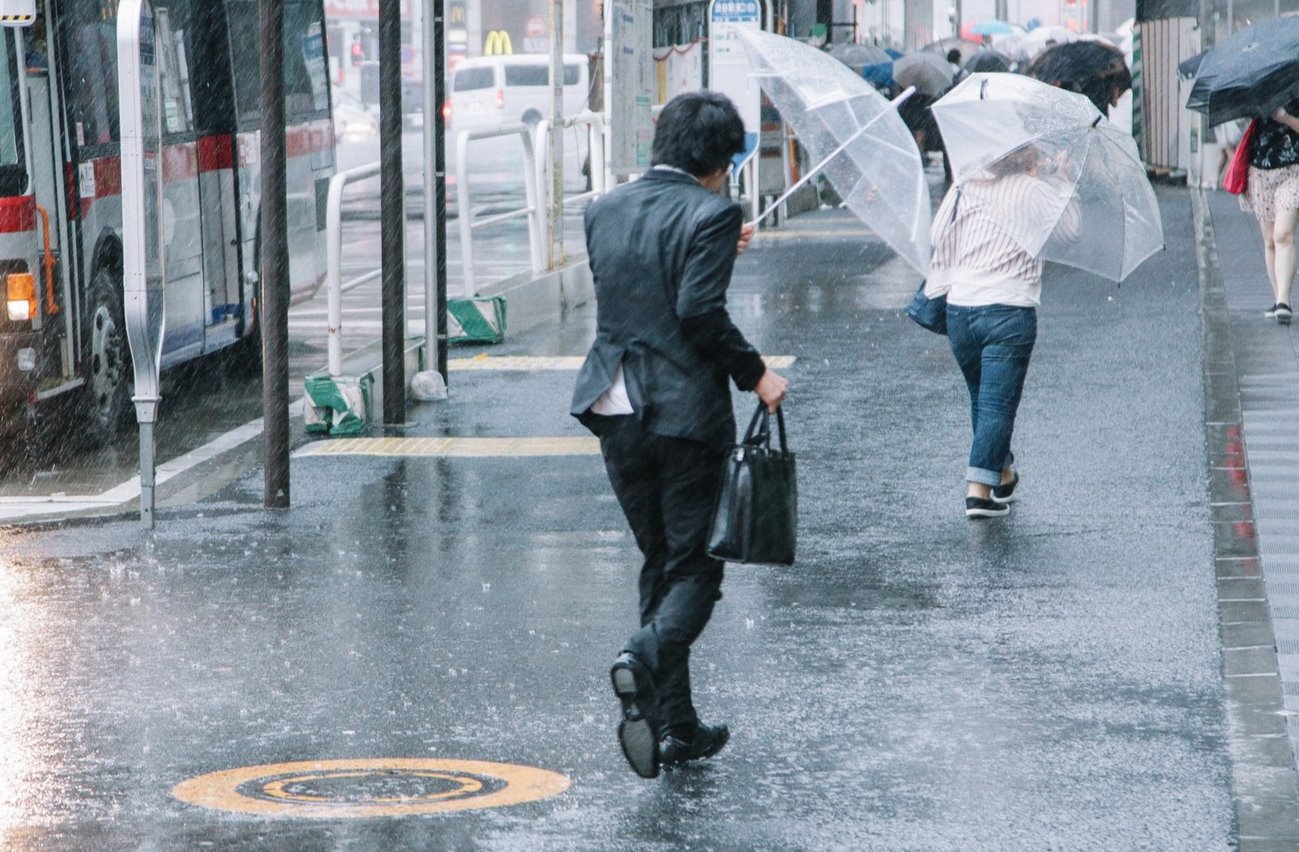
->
[[571, 91, 788, 779]]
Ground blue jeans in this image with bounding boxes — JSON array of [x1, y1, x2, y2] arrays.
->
[[946, 304, 1037, 486]]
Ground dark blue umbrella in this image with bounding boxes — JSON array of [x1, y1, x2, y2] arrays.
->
[[1186, 16, 1299, 126]]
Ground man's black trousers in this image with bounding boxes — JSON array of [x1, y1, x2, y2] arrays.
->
[[593, 414, 726, 740]]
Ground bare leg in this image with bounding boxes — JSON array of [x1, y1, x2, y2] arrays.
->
[[1260, 217, 1279, 301], [1273, 208, 1299, 307]]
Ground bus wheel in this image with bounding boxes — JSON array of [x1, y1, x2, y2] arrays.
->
[[85, 269, 132, 443]]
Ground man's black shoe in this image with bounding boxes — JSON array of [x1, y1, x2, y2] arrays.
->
[[661, 722, 730, 766], [1277, 303, 1294, 325], [991, 471, 1020, 504], [610, 652, 659, 779], [965, 496, 1009, 518]]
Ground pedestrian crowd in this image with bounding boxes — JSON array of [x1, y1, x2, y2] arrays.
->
[[572, 15, 1298, 777]]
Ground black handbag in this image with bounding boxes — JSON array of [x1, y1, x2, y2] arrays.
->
[[707, 402, 797, 566], [905, 279, 947, 335]]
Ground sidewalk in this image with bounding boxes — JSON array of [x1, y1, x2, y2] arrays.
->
[[0, 187, 1282, 848]]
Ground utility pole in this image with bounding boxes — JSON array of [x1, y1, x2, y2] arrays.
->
[[380, 0, 407, 424], [259, 0, 290, 508], [423, 0, 448, 382], [549, 0, 564, 267]]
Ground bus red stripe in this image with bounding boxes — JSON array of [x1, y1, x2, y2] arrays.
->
[[198, 135, 234, 172], [94, 157, 121, 200], [0, 195, 35, 233]]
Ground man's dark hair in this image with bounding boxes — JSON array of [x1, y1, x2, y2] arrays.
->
[[651, 91, 746, 178]]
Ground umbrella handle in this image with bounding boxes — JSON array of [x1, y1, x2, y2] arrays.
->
[[752, 87, 917, 227]]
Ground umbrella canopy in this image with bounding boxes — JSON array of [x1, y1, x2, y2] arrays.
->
[[828, 42, 892, 70], [738, 28, 931, 275], [1186, 16, 1299, 126], [1178, 50, 1204, 80], [921, 36, 983, 66], [931, 73, 1163, 281], [893, 51, 956, 97], [969, 19, 1015, 36], [1022, 24, 1078, 55], [965, 49, 1012, 74], [1024, 41, 1132, 114]]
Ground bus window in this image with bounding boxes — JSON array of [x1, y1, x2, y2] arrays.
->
[[63, 0, 119, 147], [155, 5, 194, 134], [227, 0, 330, 124], [0, 34, 24, 196]]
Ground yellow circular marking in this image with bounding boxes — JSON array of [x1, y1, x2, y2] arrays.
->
[[172, 758, 571, 818]]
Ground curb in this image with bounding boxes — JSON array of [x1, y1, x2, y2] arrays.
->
[[1194, 188, 1299, 847]]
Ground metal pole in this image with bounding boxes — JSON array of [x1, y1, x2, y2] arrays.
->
[[381, 0, 407, 424], [423, 0, 448, 383], [549, 0, 564, 267], [259, 0, 289, 509]]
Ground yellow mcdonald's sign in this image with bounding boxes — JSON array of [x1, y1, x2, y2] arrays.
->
[[449, 5, 465, 23], [484, 30, 513, 55]]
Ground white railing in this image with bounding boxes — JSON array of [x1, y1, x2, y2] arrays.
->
[[534, 110, 607, 212], [325, 160, 383, 377], [534, 111, 607, 267], [456, 123, 544, 295]]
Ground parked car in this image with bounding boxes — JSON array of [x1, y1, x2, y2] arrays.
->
[[333, 88, 379, 143], [447, 54, 592, 135]]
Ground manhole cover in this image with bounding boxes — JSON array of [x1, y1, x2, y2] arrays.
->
[[173, 758, 571, 817]]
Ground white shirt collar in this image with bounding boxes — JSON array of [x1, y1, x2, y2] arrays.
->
[[651, 164, 699, 183]]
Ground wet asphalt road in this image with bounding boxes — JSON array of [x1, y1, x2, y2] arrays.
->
[[0, 186, 1235, 848]]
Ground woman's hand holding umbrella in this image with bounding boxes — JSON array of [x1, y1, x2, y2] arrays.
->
[[1273, 106, 1299, 134]]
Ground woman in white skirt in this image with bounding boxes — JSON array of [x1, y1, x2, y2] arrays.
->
[[1241, 105, 1299, 325]]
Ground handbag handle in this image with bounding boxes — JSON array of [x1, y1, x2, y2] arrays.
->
[[742, 401, 789, 454]]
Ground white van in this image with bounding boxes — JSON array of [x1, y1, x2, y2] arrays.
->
[[448, 54, 592, 134]]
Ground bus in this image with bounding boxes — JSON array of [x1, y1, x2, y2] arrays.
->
[[0, 0, 334, 445]]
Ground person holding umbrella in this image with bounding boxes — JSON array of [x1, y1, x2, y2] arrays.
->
[[924, 146, 1081, 518], [926, 74, 1164, 518], [1237, 104, 1299, 325], [1184, 16, 1299, 323]]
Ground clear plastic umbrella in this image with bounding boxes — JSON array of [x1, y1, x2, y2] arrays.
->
[[738, 28, 931, 275], [931, 72, 1163, 281]]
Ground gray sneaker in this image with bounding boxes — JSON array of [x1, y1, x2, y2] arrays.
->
[[1277, 303, 1293, 325]]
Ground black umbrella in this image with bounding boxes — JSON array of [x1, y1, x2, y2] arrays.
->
[[1186, 16, 1299, 126], [1024, 41, 1132, 114], [965, 49, 1011, 74]]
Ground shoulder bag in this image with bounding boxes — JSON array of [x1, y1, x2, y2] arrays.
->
[[906, 280, 947, 335]]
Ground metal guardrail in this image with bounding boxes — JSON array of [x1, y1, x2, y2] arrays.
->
[[455, 123, 544, 296], [325, 160, 384, 377]]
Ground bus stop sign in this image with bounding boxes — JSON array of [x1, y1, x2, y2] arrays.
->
[[118, 0, 166, 527], [0, 0, 34, 27]]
